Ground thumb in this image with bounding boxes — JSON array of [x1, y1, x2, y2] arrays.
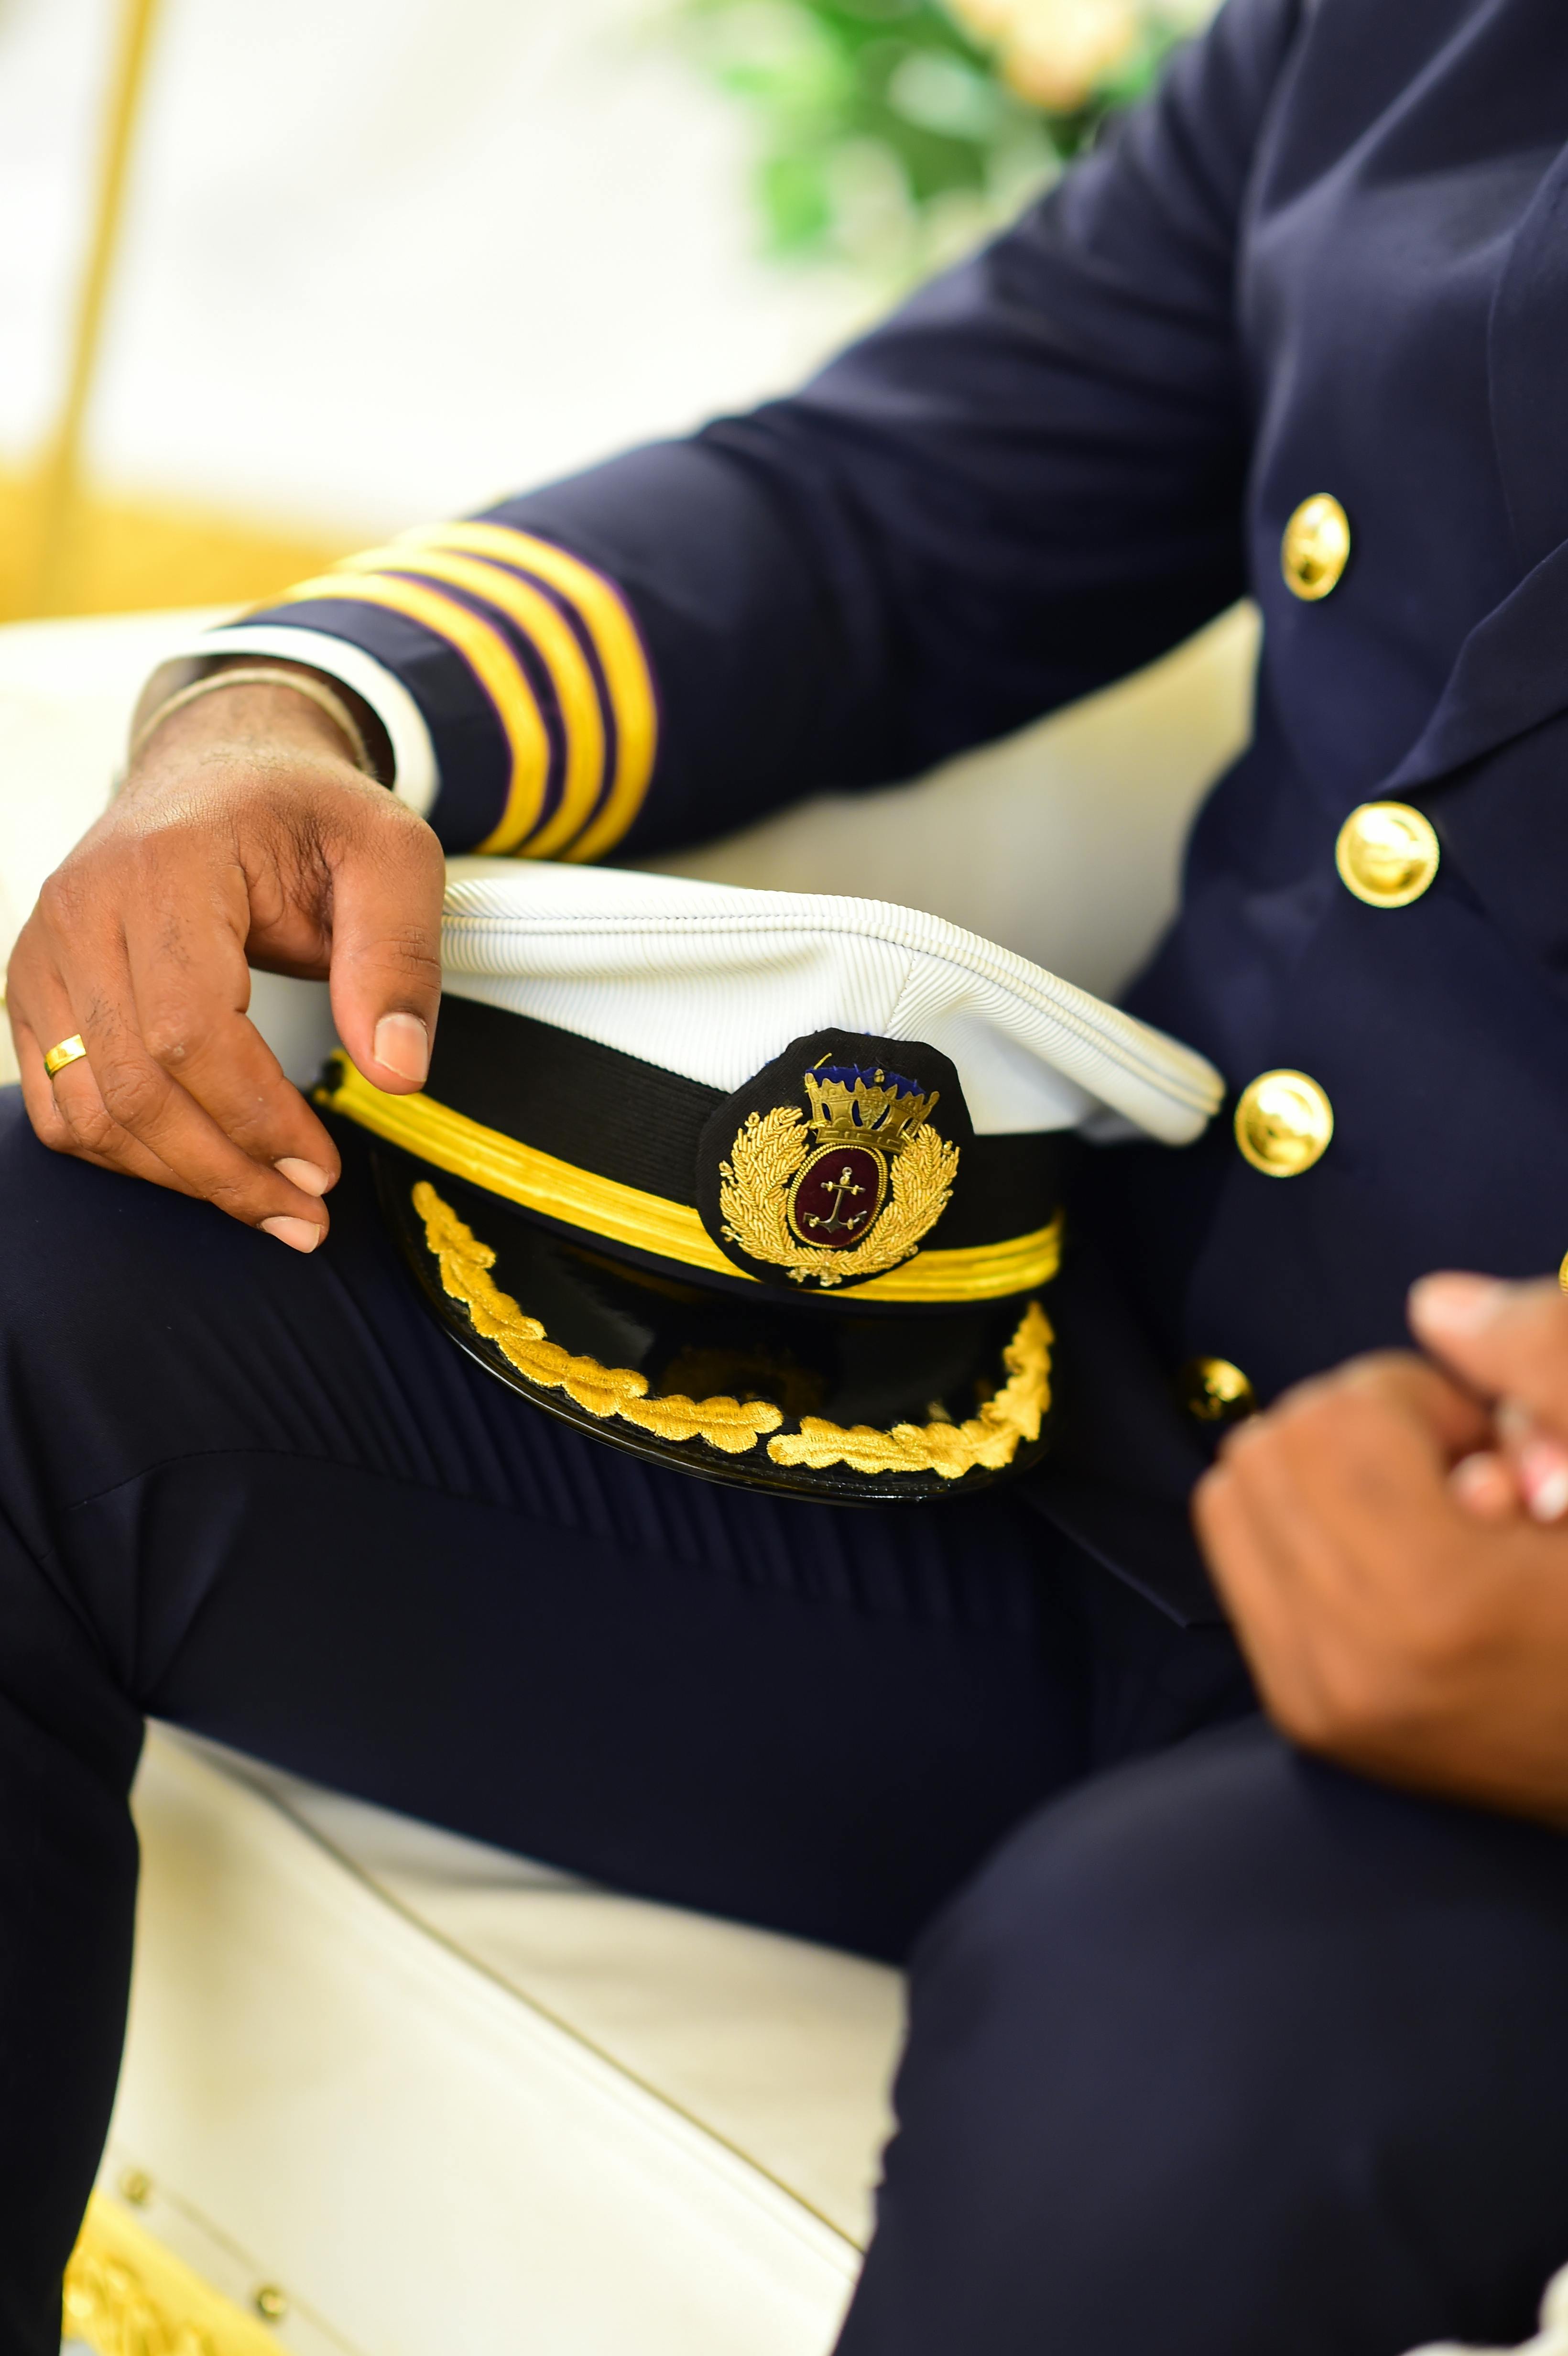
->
[[1408, 1272, 1568, 1433], [325, 810, 445, 1093]]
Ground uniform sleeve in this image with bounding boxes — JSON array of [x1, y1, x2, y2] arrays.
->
[[151, 0, 1301, 862]]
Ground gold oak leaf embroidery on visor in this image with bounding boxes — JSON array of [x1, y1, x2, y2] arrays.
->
[[414, 1182, 1051, 1479], [767, 1300, 1054, 1479], [414, 1183, 782, 1453]]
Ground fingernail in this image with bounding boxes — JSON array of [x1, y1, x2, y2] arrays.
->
[[372, 1012, 429, 1086], [274, 1156, 333, 1196], [1409, 1273, 1507, 1339], [1450, 1451, 1517, 1519], [1519, 1438, 1568, 1524], [1496, 1401, 1568, 1521], [1527, 1470, 1568, 1525], [261, 1215, 324, 1254]]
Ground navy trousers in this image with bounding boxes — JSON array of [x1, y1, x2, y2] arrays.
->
[[3, 1091, 1567, 2356]]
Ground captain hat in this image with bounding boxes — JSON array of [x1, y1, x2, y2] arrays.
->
[[318, 860, 1223, 1503]]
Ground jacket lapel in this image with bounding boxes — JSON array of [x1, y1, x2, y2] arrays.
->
[[1377, 133, 1568, 800], [1382, 536, 1568, 798], [1487, 132, 1568, 576]]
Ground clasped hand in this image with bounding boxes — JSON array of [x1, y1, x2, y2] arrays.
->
[[1197, 1274, 1568, 1828]]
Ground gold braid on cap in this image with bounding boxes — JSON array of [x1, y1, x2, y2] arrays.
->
[[765, 1300, 1053, 1478], [318, 1057, 1064, 1304], [414, 1182, 1051, 1480], [414, 1183, 782, 1453]]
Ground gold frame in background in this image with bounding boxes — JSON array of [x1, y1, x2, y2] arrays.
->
[[3, 0, 344, 623]]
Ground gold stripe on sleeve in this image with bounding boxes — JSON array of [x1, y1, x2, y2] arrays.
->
[[320, 1058, 1064, 1304], [334, 547, 605, 856], [269, 571, 551, 850], [398, 521, 658, 859]]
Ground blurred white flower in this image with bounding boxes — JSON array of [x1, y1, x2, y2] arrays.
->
[[946, 0, 1145, 112]]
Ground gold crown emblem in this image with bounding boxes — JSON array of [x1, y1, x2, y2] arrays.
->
[[802, 1067, 938, 1157]]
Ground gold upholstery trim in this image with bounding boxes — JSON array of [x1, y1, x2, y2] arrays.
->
[[767, 1299, 1054, 1479], [414, 1182, 783, 1452], [322, 1059, 1064, 1304], [400, 521, 658, 859], [64, 2192, 283, 2356], [268, 570, 551, 841]]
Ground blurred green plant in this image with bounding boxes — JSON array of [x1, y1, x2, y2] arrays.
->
[[674, 0, 1217, 277]]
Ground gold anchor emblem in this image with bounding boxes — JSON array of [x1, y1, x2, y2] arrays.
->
[[803, 1161, 872, 1236], [719, 1059, 958, 1287]]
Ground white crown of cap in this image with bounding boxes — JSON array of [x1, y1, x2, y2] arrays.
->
[[439, 859, 1223, 1146]]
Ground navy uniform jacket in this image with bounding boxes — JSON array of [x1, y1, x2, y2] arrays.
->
[[196, 0, 1568, 1617]]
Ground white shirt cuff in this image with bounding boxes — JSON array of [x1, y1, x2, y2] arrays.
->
[[133, 625, 438, 818]]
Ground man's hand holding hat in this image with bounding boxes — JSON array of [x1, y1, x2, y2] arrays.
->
[[1196, 1274, 1568, 1829], [5, 668, 443, 1251]]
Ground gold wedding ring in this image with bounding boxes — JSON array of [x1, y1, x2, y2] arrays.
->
[[43, 1034, 88, 1080]]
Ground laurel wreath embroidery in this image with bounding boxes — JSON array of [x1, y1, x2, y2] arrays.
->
[[719, 1106, 959, 1287], [414, 1180, 1048, 1482], [413, 1181, 782, 1454], [767, 1299, 1053, 1478]]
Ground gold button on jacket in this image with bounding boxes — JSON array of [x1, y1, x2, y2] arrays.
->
[[1335, 801, 1440, 908], [1177, 1356, 1257, 1425], [1234, 1069, 1334, 1177], [1281, 493, 1351, 600]]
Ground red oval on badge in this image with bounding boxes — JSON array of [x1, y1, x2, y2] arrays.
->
[[787, 1145, 887, 1248]]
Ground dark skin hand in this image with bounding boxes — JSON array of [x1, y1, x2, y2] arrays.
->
[[1194, 1274, 1568, 1830], [5, 670, 444, 1250]]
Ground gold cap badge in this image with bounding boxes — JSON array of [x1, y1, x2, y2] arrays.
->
[[697, 1033, 966, 1291]]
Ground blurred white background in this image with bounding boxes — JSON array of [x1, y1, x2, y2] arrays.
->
[[0, 0, 871, 547]]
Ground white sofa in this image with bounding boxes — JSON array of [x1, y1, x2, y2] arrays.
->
[[0, 603, 1264, 2356]]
